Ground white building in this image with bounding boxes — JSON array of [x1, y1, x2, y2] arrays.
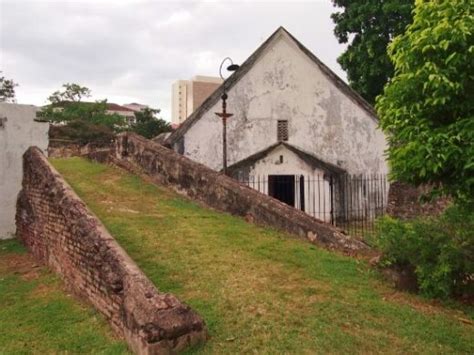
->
[[165, 27, 388, 223], [171, 76, 223, 125], [0, 103, 49, 239]]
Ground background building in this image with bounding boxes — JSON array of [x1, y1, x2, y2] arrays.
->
[[166, 27, 389, 224], [123, 103, 148, 112], [171, 76, 223, 125]]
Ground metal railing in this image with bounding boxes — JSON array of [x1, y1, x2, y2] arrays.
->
[[237, 173, 388, 238]]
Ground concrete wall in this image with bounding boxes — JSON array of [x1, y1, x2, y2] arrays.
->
[[172, 77, 222, 126], [177, 31, 388, 175], [16, 147, 207, 353], [188, 79, 222, 118], [0, 103, 49, 239]]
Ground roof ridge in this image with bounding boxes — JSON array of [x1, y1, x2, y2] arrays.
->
[[165, 26, 377, 146], [226, 141, 345, 175]]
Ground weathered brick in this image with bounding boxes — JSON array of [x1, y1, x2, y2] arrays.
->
[[16, 147, 207, 354]]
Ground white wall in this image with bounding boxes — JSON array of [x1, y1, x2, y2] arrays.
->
[[0, 103, 49, 239], [238, 145, 333, 222], [179, 31, 388, 175]]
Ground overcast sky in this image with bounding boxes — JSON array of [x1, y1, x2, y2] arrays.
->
[[1, 0, 347, 120]]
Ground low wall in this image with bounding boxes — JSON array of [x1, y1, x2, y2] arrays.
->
[[114, 133, 368, 252], [48, 142, 113, 163], [387, 181, 451, 220], [16, 147, 206, 354]]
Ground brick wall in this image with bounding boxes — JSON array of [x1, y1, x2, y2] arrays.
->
[[16, 147, 206, 354], [114, 133, 368, 253]]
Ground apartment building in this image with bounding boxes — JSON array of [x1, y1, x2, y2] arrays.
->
[[171, 76, 223, 125]]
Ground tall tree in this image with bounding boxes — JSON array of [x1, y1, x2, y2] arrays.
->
[[130, 107, 171, 139], [331, 0, 414, 104], [0, 72, 18, 103], [48, 83, 92, 104], [41, 84, 127, 145], [376, 0, 474, 204]]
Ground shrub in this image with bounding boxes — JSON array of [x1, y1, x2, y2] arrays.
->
[[373, 206, 474, 299]]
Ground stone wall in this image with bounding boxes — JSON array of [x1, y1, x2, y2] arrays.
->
[[114, 133, 368, 253], [16, 147, 206, 354], [387, 181, 451, 220], [48, 142, 113, 162]]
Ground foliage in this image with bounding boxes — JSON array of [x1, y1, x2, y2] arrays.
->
[[48, 83, 92, 104], [40, 84, 127, 145], [52, 157, 474, 353], [374, 206, 474, 299], [0, 71, 18, 103], [376, 0, 474, 204], [331, 0, 413, 104], [41, 100, 126, 130], [129, 107, 171, 139]]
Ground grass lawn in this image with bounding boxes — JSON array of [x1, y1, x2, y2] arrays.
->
[[52, 157, 474, 354], [0, 238, 129, 354]]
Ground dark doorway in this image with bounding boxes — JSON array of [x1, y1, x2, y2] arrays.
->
[[268, 175, 295, 207]]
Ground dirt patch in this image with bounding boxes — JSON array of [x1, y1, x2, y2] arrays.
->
[[29, 281, 61, 299], [382, 291, 444, 315], [382, 290, 473, 322], [0, 253, 41, 281]]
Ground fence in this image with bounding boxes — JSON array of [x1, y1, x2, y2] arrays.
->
[[237, 173, 388, 238]]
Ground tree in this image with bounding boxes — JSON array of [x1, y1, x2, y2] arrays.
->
[[331, 0, 414, 104], [376, 0, 474, 204], [48, 83, 92, 104], [40, 84, 127, 145], [130, 107, 171, 139], [0, 72, 18, 103]]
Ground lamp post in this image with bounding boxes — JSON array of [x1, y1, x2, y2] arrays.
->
[[215, 57, 239, 175]]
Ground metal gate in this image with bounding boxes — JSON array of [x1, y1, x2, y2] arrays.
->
[[238, 173, 388, 237]]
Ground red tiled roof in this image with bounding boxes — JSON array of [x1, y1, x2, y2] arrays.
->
[[105, 103, 135, 112], [52, 101, 136, 112]]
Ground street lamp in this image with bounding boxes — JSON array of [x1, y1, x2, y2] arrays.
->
[[215, 57, 239, 175]]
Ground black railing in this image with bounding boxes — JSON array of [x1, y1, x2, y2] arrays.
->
[[237, 173, 388, 238]]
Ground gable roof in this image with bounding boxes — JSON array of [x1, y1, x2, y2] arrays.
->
[[227, 141, 346, 176], [165, 26, 377, 146], [51, 101, 136, 112]]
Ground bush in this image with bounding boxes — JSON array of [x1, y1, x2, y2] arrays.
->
[[373, 206, 474, 299]]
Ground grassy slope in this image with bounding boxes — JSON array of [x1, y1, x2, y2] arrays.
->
[[0, 239, 128, 354], [52, 158, 473, 354]]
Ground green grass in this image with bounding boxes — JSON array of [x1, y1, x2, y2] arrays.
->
[[0, 239, 129, 354], [52, 157, 474, 354]]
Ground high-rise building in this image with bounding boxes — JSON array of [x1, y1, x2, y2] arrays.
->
[[171, 76, 223, 125]]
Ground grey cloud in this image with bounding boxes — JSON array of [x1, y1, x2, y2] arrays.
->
[[0, 0, 346, 120]]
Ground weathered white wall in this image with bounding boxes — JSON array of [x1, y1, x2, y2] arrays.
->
[[179, 31, 388, 175], [239, 145, 332, 222], [0, 103, 49, 239]]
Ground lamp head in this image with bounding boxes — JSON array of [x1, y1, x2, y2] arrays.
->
[[227, 64, 240, 72]]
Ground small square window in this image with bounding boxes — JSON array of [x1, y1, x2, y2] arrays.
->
[[277, 120, 289, 141]]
